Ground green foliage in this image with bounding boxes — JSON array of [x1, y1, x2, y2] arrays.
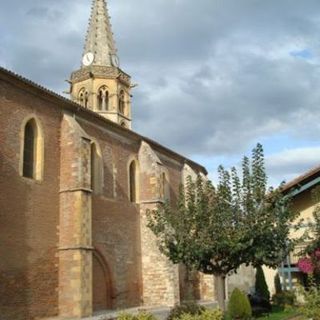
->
[[177, 309, 223, 320], [255, 266, 270, 301], [271, 291, 296, 307], [117, 312, 157, 320], [228, 288, 252, 319], [167, 301, 205, 320], [274, 273, 282, 294], [147, 143, 297, 277], [299, 276, 320, 320]]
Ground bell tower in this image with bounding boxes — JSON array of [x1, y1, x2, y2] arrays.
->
[[70, 0, 132, 129]]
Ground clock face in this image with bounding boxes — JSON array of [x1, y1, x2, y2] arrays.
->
[[111, 54, 120, 67], [82, 52, 94, 66]]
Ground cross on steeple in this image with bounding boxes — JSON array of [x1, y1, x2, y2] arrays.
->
[[82, 0, 119, 68]]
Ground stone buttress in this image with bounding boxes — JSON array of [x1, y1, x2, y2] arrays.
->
[[138, 141, 180, 307], [58, 113, 93, 318]]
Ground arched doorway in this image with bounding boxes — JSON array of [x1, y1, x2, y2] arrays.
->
[[93, 251, 113, 312]]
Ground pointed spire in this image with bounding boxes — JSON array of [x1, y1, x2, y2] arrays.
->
[[82, 0, 118, 68]]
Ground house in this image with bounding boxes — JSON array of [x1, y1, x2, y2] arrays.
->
[[264, 165, 320, 293]]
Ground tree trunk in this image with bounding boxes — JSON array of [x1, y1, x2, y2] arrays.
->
[[215, 275, 226, 311]]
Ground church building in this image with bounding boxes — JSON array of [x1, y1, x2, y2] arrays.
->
[[0, 1, 215, 319]]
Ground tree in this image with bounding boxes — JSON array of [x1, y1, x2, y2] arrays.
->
[[255, 266, 270, 301], [147, 143, 298, 310]]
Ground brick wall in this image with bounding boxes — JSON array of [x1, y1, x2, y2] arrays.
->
[[0, 79, 60, 319]]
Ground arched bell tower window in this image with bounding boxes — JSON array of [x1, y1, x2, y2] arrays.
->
[[91, 142, 103, 194], [79, 88, 89, 108], [21, 118, 44, 180], [119, 90, 125, 115], [129, 160, 139, 203], [97, 86, 109, 111]]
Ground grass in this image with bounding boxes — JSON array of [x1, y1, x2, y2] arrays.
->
[[255, 306, 303, 320]]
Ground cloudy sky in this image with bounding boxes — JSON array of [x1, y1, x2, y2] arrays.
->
[[1, 0, 320, 186]]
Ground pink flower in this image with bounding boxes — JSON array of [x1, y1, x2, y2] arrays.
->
[[298, 257, 315, 274]]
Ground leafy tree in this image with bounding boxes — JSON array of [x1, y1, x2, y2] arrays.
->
[[147, 144, 298, 310], [255, 266, 270, 301]]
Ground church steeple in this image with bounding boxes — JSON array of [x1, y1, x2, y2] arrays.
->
[[82, 0, 118, 68], [70, 0, 132, 129]]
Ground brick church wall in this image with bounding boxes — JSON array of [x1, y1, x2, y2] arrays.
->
[[0, 71, 211, 319], [0, 79, 60, 319]]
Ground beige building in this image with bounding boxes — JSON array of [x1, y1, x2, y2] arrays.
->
[[264, 166, 320, 294]]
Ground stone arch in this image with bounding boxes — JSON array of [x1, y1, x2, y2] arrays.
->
[[20, 115, 44, 181], [128, 158, 140, 203], [118, 89, 126, 115], [160, 169, 170, 201], [97, 85, 109, 111], [91, 141, 104, 194], [92, 249, 114, 312], [79, 87, 89, 108]]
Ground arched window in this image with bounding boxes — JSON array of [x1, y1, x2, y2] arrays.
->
[[79, 88, 89, 108], [91, 142, 103, 194], [22, 118, 43, 180], [160, 171, 169, 201], [97, 86, 109, 111], [119, 90, 125, 115], [129, 160, 138, 203]]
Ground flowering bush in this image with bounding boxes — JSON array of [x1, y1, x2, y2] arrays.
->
[[297, 257, 315, 274]]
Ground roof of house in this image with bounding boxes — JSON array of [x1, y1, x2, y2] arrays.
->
[[0, 66, 207, 175], [282, 165, 320, 195]]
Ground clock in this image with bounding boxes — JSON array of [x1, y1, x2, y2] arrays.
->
[[82, 52, 94, 66], [111, 54, 120, 67]]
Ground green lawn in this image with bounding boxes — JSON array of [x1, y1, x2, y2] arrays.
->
[[256, 307, 303, 320]]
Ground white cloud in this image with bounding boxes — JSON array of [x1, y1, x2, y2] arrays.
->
[[266, 147, 320, 185]]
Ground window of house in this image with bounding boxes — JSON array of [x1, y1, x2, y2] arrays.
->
[[91, 142, 103, 194], [119, 90, 125, 115], [129, 160, 137, 202], [98, 86, 109, 111], [160, 171, 170, 201], [22, 118, 43, 180], [79, 88, 89, 108]]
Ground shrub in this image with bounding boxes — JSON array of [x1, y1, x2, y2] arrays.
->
[[228, 288, 252, 319], [299, 276, 320, 320], [178, 309, 223, 320], [274, 273, 282, 294], [272, 291, 296, 307], [255, 266, 270, 301], [199, 309, 223, 320], [167, 301, 205, 320], [118, 311, 157, 320]]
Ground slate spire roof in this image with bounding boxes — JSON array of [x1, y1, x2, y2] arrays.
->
[[82, 0, 117, 67]]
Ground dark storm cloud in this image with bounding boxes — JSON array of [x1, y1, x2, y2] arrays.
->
[[1, 0, 320, 163]]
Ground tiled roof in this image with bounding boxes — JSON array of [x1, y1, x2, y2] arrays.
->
[[282, 164, 320, 193]]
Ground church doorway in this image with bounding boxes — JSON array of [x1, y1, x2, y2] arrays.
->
[[93, 251, 113, 312]]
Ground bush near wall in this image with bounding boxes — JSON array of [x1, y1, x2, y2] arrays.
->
[[272, 291, 296, 308], [167, 301, 205, 320], [228, 288, 252, 320]]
